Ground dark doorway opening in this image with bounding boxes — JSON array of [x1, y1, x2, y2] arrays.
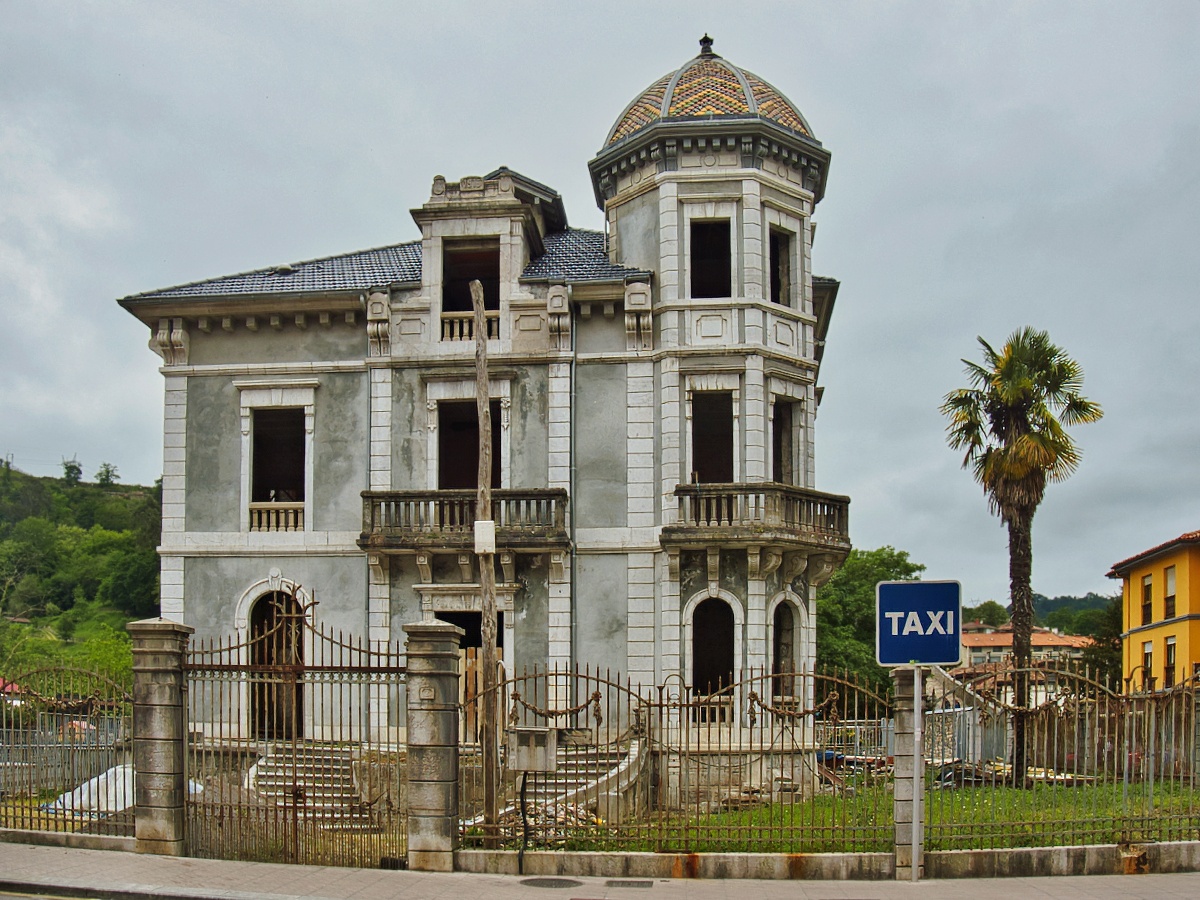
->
[[433, 610, 505, 649], [252, 408, 304, 502], [438, 400, 502, 490], [692, 597, 735, 695], [691, 392, 734, 483], [249, 591, 304, 740], [691, 220, 732, 298]]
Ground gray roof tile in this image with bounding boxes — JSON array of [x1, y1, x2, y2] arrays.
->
[[521, 229, 651, 282], [124, 241, 423, 300], [124, 228, 649, 302]]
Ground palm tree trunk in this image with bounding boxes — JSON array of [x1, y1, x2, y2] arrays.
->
[[1008, 515, 1034, 785]]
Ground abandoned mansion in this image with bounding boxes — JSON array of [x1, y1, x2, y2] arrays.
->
[[119, 36, 852, 694]]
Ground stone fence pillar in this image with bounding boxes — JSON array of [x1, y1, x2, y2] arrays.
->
[[404, 621, 463, 872], [892, 666, 924, 880], [127, 618, 194, 856]]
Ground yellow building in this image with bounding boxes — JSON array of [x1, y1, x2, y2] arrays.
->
[[1109, 530, 1200, 689]]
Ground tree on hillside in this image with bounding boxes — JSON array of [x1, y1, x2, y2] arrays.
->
[[61, 458, 82, 487], [1078, 593, 1122, 686], [816, 546, 924, 689], [964, 599, 1008, 627], [95, 463, 120, 487], [941, 327, 1102, 778]]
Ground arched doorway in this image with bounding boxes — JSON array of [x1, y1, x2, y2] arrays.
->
[[692, 597, 735, 695], [772, 601, 797, 698], [250, 591, 304, 740]]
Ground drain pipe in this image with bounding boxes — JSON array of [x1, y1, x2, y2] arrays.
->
[[569, 284, 578, 673]]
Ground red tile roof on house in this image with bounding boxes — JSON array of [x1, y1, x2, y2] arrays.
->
[[1108, 530, 1200, 578], [961, 632, 1093, 650]]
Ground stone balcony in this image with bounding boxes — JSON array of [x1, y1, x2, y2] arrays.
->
[[359, 489, 570, 552], [661, 482, 850, 552]]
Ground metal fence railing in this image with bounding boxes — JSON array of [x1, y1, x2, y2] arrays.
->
[[925, 665, 1200, 851], [0, 667, 133, 838], [458, 667, 893, 854]]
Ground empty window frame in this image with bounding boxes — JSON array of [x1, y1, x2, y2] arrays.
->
[[1141, 575, 1153, 625], [437, 400, 502, 490], [690, 220, 732, 299], [691, 392, 734, 483], [769, 229, 792, 305], [442, 239, 500, 313], [1164, 565, 1177, 619], [772, 398, 798, 484], [1143, 641, 1154, 689], [252, 408, 305, 503]]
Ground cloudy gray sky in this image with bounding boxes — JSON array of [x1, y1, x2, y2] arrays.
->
[[3, 1, 1198, 605]]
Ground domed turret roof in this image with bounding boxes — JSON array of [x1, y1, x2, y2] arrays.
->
[[603, 35, 814, 148]]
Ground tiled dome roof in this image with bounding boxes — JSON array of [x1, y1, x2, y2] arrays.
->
[[604, 35, 813, 147]]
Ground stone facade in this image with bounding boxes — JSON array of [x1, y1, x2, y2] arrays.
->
[[118, 38, 850, 730]]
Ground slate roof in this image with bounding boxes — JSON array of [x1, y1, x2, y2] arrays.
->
[[123, 242, 423, 300], [122, 228, 649, 302], [522, 229, 651, 282]]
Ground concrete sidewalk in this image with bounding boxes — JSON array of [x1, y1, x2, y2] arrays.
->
[[1, 841, 1199, 900]]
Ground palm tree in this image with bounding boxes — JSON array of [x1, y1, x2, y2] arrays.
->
[[941, 328, 1102, 777]]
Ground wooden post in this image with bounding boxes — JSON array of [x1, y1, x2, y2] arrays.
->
[[471, 279, 499, 846]]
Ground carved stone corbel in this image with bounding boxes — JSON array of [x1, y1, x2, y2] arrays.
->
[[547, 284, 570, 351], [500, 551, 515, 585], [807, 553, 837, 589], [762, 548, 783, 578], [267, 567, 283, 593], [500, 397, 511, 430], [367, 290, 390, 357], [783, 553, 809, 584], [427, 400, 438, 431], [415, 553, 432, 584], [666, 549, 680, 581], [458, 553, 473, 583], [707, 547, 721, 594], [747, 547, 761, 581], [152, 318, 190, 366], [367, 553, 387, 584], [550, 550, 568, 582], [624, 282, 653, 351]]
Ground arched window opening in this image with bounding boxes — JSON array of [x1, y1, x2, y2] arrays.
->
[[250, 591, 304, 740], [772, 601, 797, 698]]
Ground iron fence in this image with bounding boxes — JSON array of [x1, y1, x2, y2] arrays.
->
[[459, 666, 893, 854], [925, 665, 1200, 851], [184, 595, 407, 868], [0, 666, 133, 837]]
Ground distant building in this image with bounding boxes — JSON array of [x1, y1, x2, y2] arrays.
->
[[958, 622, 1091, 670], [1109, 529, 1200, 689]]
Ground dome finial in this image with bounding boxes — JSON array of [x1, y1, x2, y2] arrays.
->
[[699, 34, 714, 56]]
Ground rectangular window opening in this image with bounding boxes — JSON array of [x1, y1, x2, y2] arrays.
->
[[1165, 637, 1177, 689], [690, 220, 732, 299], [252, 408, 305, 503], [1164, 565, 1176, 619], [1143, 641, 1154, 689], [1141, 574, 1153, 626], [438, 400, 502, 490], [443, 240, 500, 313], [691, 392, 734, 483], [769, 229, 792, 306], [772, 399, 795, 484]]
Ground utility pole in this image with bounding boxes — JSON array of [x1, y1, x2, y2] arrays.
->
[[470, 280, 499, 846]]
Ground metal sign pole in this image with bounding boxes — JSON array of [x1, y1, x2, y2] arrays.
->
[[912, 664, 922, 883]]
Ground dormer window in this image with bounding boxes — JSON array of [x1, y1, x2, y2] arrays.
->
[[690, 220, 731, 299], [442, 239, 500, 340]]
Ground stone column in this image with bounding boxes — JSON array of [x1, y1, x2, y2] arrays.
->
[[892, 666, 924, 880], [404, 621, 463, 873], [128, 617, 194, 856]]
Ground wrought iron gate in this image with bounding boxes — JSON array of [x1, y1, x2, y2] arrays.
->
[[184, 594, 407, 867]]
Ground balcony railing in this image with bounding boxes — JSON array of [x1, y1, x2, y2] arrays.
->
[[360, 489, 569, 550], [665, 482, 850, 547], [441, 311, 500, 342], [249, 502, 305, 532]]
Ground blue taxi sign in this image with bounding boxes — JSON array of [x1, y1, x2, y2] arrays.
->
[[876, 580, 962, 666]]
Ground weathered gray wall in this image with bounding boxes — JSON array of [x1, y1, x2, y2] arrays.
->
[[391, 369, 425, 488], [575, 364, 627, 528], [312, 372, 368, 531], [186, 322, 364, 367], [509, 367, 548, 488], [613, 190, 659, 276], [574, 553, 628, 675], [183, 555, 366, 640], [185, 376, 241, 532], [514, 555, 548, 672]]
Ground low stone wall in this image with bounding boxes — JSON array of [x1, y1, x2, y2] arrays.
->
[[926, 841, 1200, 878], [456, 849, 893, 880], [0, 828, 136, 853]]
